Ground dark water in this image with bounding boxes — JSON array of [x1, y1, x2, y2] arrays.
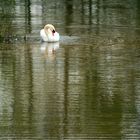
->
[[0, 0, 140, 139]]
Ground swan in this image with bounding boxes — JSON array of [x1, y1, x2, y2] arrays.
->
[[40, 24, 60, 42]]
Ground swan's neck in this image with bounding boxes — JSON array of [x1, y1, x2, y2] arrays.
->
[[44, 29, 50, 36]]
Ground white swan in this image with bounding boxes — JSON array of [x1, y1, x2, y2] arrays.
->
[[40, 24, 60, 42]]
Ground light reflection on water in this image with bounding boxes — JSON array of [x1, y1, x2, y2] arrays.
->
[[0, 0, 140, 139]]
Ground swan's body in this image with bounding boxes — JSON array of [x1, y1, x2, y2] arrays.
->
[[40, 24, 60, 42]]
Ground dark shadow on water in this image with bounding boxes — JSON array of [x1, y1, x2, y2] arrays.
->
[[25, 0, 32, 34], [65, 0, 73, 34]]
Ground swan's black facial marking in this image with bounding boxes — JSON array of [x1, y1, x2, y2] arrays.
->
[[52, 30, 55, 36]]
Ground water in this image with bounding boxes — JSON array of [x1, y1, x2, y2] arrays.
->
[[0, 0, 140, 139]]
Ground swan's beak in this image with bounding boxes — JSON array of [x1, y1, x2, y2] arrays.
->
[[52, 30, 55, 36]]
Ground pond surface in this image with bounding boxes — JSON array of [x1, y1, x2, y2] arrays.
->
[[0, 0, 140, 139]]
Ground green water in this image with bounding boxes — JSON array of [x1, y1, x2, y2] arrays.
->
[[0, 0, 140, 139]]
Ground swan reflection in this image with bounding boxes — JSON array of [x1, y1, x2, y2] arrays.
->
[[40, 42, 60, 60]]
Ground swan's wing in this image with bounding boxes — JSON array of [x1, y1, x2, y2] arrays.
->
[[40, 29, 48, 41]]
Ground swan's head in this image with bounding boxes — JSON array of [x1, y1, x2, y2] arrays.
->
[[44, 24, 56, 36]]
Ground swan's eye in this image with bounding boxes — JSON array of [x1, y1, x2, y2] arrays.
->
[[52, 30, 55, 33]]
